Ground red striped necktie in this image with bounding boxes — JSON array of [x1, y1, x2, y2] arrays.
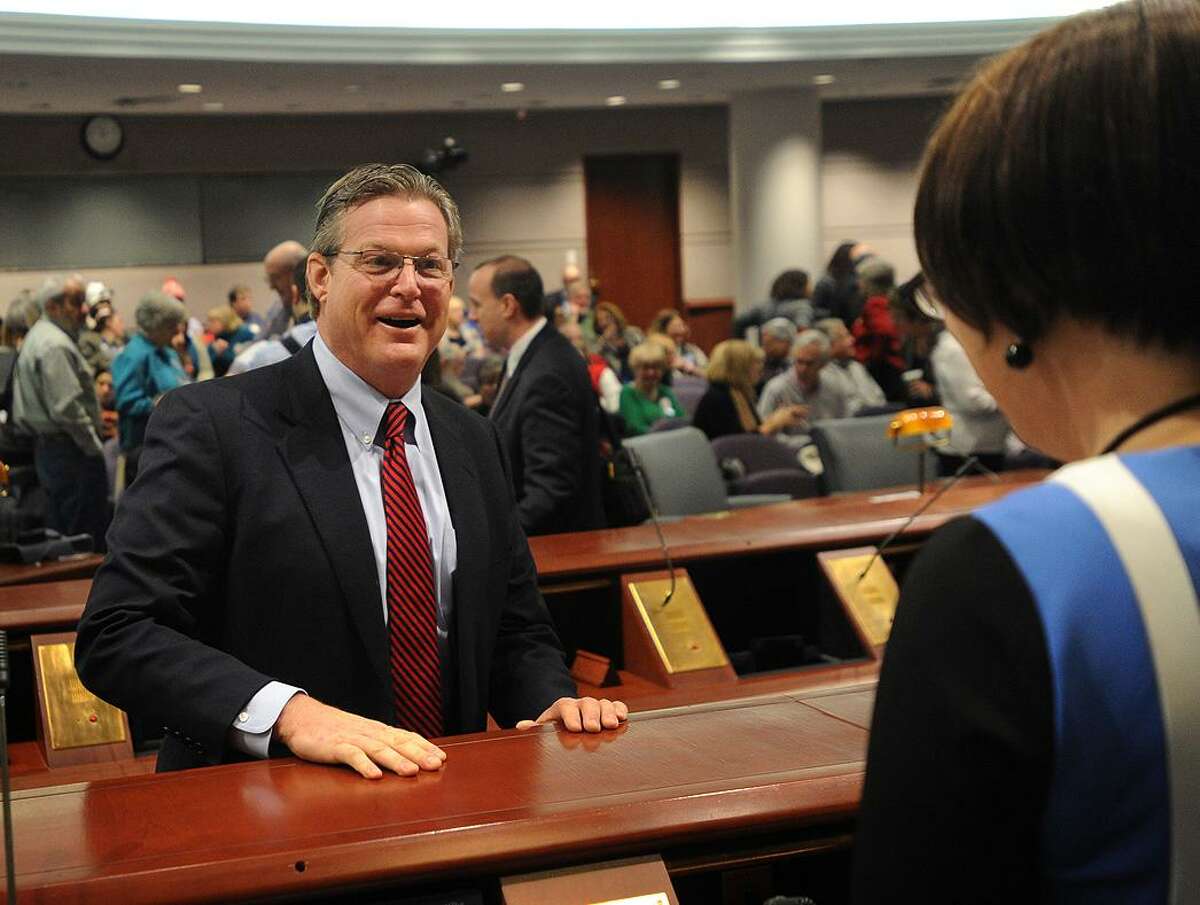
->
[[378, 401, 443, 739]]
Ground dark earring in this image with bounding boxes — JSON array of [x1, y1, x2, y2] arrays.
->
[[1004, 341, 1033, 369]]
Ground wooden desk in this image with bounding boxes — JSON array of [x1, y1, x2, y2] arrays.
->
[[0, 555, 101, 589], [1, 678, 873, 904], [0, 579, 90, 634], [0, 474, 1045, 637], [529, 470, 1044, 581]]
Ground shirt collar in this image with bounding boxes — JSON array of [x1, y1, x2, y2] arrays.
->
[[311, 330, 423, 449], [505, 316, 547, 379]]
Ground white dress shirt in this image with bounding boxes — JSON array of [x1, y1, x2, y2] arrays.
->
[[230, 332, 457, 756], [503, 316, 547, 380], [930, 331, 1009, 456]]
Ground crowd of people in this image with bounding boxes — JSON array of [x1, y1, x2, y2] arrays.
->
[[0, 227, 1021, 552], [1, 4, 1194, 899]]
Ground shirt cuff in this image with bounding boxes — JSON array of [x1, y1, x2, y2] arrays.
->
[[227, 682, 305, 759]]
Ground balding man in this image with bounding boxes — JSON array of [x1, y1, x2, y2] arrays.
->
[[14, 276, 109, 549], [262, 240, 308, 338]]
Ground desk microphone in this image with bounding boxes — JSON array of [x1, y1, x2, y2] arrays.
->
[[855, 455, 979, 584], [0, 629, 14, 904], [627, 449, 677, 609]]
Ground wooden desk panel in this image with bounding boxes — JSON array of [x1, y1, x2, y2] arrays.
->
[[3, 688, 871, 904], [0, 555, 101, 589], [530, 471, 1045, 580], [0, 578, 90, 632]]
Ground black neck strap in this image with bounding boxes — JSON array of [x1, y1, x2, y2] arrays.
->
[[1100, 391, 1200, 455]]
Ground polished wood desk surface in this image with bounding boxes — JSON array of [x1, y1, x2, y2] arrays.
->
[[2, 680, 873, 904], [529, 470, 1046, 579], [0, 554, 102, 589], [0, 578, 91, 633]]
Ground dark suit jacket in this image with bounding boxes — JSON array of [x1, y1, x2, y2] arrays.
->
[[490, 324, 605, 536], [75, 344, 575, 772]]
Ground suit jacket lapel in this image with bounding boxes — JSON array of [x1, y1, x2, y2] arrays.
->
[[273, 347, 390, 695], [490, 324, 552, 422]]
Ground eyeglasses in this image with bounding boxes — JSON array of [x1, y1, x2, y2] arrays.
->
[[326, 249, 458, 282], [912, 278, 945, 321]]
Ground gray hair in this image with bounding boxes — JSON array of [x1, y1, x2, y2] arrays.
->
[[35, 275, 82, 311], [312, 163, 464, 262], [761, 316, 798, 344], [857, 256, 896, 296], [135, 291, 187, 336], [794, 329, 832, 361], [5, 291, 41, 337], [814, 317, 848, 341]]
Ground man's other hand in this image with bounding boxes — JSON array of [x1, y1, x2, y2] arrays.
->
[[516, 697, 628, 733], [274, 694, 447, 779]]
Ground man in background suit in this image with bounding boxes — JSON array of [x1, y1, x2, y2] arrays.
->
[[468, 256, 605, 537], [76, 164, 625, 779]]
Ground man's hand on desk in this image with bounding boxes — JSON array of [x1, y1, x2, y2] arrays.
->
[[274, 694, 447, 780], [515, 697, 628, 732]]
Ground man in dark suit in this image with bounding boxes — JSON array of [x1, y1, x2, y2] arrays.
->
[[76, 164, 625, 778], [468, 256, 605, 536]]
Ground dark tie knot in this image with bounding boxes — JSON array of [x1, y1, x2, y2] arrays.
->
[[382, 401, 409, 445]]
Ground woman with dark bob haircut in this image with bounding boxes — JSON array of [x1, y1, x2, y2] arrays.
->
[[853, 3, 1200, 903]]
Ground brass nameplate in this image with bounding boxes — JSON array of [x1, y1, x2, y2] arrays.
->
[[37, 642, 127, 750], [824, 554, 900, 646], [591, 896, 670, 905], [627, 576, 729, 674]]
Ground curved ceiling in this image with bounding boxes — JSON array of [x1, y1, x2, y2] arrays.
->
[[0, 6, 1103, 115]]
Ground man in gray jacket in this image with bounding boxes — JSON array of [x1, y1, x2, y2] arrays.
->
[[14, 276, 109, 550]]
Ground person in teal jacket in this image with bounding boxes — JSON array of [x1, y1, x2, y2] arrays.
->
[[618, 340, 685, 436], [113, 291, 190, 483]]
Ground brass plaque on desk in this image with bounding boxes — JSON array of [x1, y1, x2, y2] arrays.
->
[[627, 575, 729, 674], [819, 549, 900, 648], [36, 641, 127, 750]]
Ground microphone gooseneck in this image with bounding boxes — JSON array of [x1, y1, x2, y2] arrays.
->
[[628, 450, 676, 608], [855, 456, 980, 584]]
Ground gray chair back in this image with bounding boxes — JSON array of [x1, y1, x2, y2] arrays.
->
[[647, 416, 691, 434], [623, 426, 729, 517], [671, 373, 709, 417], [810, 415, 938, 493], [710, 432, 801, 473]]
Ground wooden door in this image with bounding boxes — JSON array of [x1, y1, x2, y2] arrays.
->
[[583, 154, 682, 333]]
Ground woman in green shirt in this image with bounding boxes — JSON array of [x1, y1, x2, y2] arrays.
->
[[619, 341, 686, 436]]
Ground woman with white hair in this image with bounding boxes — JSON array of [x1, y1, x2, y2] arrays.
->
[[112, 290, 190, 483], [618, 341, 686, 436]]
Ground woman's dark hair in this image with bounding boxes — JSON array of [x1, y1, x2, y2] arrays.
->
[[890, 273, 938, 327], [769, 269, 810, 302], [915, 0, 1200, 351], [825, 242, 858, 282]]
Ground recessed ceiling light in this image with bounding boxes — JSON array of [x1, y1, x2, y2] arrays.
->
[[501, 82, 525, 93], [202, 101, 224, 111], [605, 95, 627, 107], [658, 79, 681, 90], [177, 83, 203, 94], [813, 74, 836, 86], [344, 84, 361, 93]]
